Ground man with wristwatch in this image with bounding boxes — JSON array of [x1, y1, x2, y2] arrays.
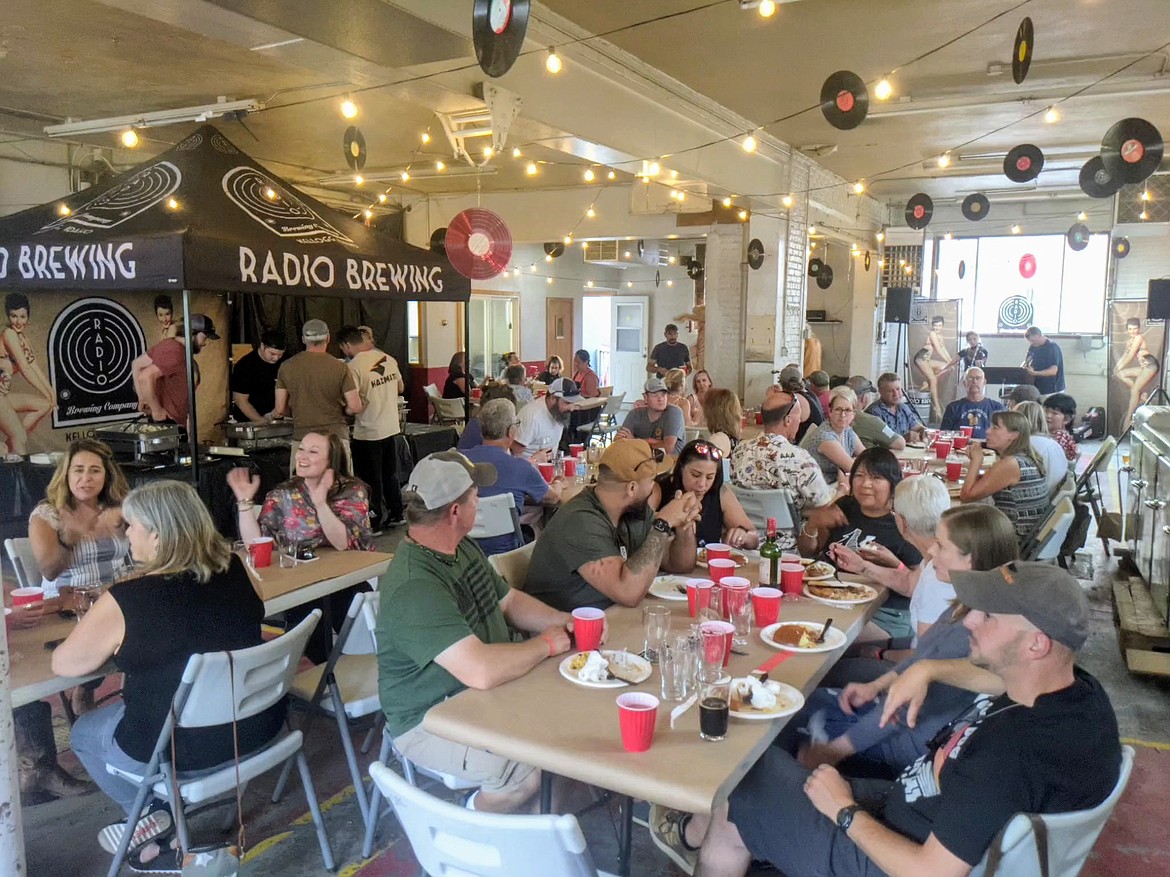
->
[[649, 562, 1120, 877], [525, 439, 701, 611]]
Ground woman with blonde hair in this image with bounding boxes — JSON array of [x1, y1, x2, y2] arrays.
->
[[53, 480, 285, 869], [800, 385, 866, 485], [686, 369, 714, 425], [1014, 400, 1072, 495], [960, 409, 1048, 538], [664, 367, 699, 424], [536, 354, 564, 385], [701, 388, 742, 456]]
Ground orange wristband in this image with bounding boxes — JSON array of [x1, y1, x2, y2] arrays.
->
[[540, 634, 556, 656]]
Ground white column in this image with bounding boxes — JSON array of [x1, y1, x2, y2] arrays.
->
[[701, 225, 748, 397], [0, 613, 26, 876]]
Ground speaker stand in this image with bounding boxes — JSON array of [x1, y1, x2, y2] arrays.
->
[[1135, 325, 1170, 413]]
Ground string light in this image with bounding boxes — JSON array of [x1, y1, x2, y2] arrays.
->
[[759, 0, 777, 17], [340, 97, 358, 119], [669, 170, 679, 180], [512, 147, 522, 158], [624, 251, 632, 258], [166, 198, 179, 210], [563, 235, 572, 245], [547, 276, 554, 284], [546, 47, 562, 74], [937, 152, 952, 168], [876, 230, 885, 242], [1044, 106, 1060, 123], [782, 194, 794, 209], [1011, 225, 1021, 234], [421, 132, 431, 144], [667, 280, 674, 287], [647, 161, 661, 176], [607, 170, 616, 180], [1141, 210, 1150, 220], [586, 280, 594, 288], [120, 129, 139, 148], [738, 209, 748, 220], [57, 204, 70, 216], [378, 193, 388, 203], [584, 168, 595, 182], [545, 254, 553, 262], [1141, 190, 1151, 201], [363, 209, 373, 219], [742, 134, 757, 153], [435, 160, 445, 172], [809, 225, 817, 235], [875, 78, 893, 101], [264, 187, 277, 200], [354, 174, 364, 186], [723, 196, 733, 207], [627, 281, 634, 288], [400, 171, 410, 182], [944, 231, 953, 240], [1077, 211, 1086, 221], [668, 256, 676, 264], [526, 162, 538, 176], [852, 181, 866, 194], [586, 207, 596, 217], [904, 264, 913, 274]]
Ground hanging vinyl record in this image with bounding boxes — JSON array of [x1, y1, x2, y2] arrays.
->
[[429, 227, 448, 255], [820, 70, 869, 130], [1019, 253, 1037, 279], [445, 208, 513, 279], [343, 126, 367, 171], [816, 265, 835, 289], [1004, 144, 1044, 182], [655, 270, 661, 288], [958, 260, 967, 280], [864, 251, 872, 272], [543, 241, 565, 258], [1113, 237, 1131, 259], [1100, 117, 1164, 184], [747, 238, 765, 270], [686, 258, 704, 280], [1066, 223, 1091, 252], [1079, 156, 1123, 199], [1012, 17, 1034, 85], [961, 193, 990, 221], [905, 193, 933, 230], [472, 0, 531, 78], [808, 257, 825, 277]]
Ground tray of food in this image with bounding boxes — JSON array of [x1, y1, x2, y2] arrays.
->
[[803, 581, 879, 605]]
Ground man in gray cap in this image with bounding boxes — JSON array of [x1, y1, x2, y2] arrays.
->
[[132, 312, 219, 432], [375, 451, 579, 813], [617, 377, 686, 456], [273, 319, 362, 473], [659, 561, 1120, 877]]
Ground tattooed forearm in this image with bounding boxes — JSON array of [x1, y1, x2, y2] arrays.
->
[[626, 527, 673, 576]]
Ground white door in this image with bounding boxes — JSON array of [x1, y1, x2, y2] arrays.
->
[[610, 296, 649, 402]]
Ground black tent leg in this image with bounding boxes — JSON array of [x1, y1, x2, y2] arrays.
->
[[181, 288, 199, 483]]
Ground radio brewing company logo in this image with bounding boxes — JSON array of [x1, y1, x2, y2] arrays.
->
[[48, 297, 146, 428]]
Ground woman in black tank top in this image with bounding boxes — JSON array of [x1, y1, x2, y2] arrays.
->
[[650, 439, 759, 550]]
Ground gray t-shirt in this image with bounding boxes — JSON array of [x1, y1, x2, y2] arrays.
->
[[525, 488, 655, 611], [649, 341, 690, 373], [622, 405, 685, 455], [853, 410, 900, 449]]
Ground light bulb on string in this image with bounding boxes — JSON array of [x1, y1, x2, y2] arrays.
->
[[669, 169, 679, 180], [401, 171, 410, 182], [759, 0, 777, 17], [852, 181, 865, 195], [876, 230, 885, 242], [354, 174, 364, 186], [666, 280, 674, 287], [722, 196, 733, 208], [120, 129, 139, 148], [264, 187, 277, 200], [607, 170, 616, 180], [547, 277, 553, 285], [584, 168, 595, 182], [624, 251, 631, 258], [1044, 106, 1060, 124], [738, 209, 748, 220], [526, 162, 538, 176], [937, 152, 952, 169], [668, 256, 676, 265], [647, 161, 661, 176], [563, 235, 572, 245], [944, 232, 953, 240], [421, 132, 430, 144], [1011, 225, 1021, 234], [546, 47, 562, 74], [782, 194, 794, 209], [627, 281, 634, 288], [545, 254, 553, 263], [875, 78, 893, 101], [1077, 211, 1086, 221], [340, 97, 358, 119], [1141, 190, 1151, 201], [586, 281, 594, 288], [742, 133, 757, 153], [56, 204, 71, 217], [435, 160, 445, 172], [586, 207, 596, 218], [377, 193, 388, 204], [581, 241, 588, 249], [363, 209, 373, 219], [809, 225, 817, 235], [1141, 210, 1150, 220], [166, 198, 179, 211], [512, 146, 522, 158]]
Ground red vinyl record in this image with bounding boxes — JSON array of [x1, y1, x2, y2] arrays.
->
[[445, 208, 513, 279], [1019, 253, 1037, 279]]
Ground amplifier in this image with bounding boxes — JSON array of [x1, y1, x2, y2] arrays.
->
[[806, 309, 827, 322]]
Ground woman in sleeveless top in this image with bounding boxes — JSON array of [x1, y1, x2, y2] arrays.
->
[[959, 410, 1048, 540], [702, 388, 743, 458], [55, 480, 285, 868], [650, 439, 758, 550], [800, 386, 866, 485], [2, 293, 55, 441], [443, 350, 473, 398]]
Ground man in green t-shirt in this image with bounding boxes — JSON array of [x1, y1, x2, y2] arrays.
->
[[376, 451, 580, 813]]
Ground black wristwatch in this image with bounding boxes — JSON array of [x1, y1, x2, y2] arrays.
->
[[836, 804, 861, 832], [651, 517, 675, 537]]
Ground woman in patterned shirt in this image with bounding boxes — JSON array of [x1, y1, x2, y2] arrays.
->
[[1043, 393, 1080, 462], [960, 410, 1048, 540]]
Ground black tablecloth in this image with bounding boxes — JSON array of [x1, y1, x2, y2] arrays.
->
[[403, 424, 458, 463]]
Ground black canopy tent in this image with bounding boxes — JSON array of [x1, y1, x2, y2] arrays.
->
[[0, 125, 471, 474]]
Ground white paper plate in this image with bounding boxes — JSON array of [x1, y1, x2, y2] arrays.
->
[[648, 575, 690, 601], [803, 561, 837, 581], [730, 681, 805, 720], [558, 651, 652, 689], [803, 582, 879, 606], [760, 621, 847, 654], [696, 548, 750, 568]]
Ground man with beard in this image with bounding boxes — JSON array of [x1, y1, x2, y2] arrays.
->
[[132, 313, 219, 433], [617, 377, 686, 456], [525, 439, 701, 611], [514, 377, 578, 460]]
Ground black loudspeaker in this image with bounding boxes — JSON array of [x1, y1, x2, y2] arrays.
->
[[885, 287, 913, 324], [1149, 279, 1170, 320]]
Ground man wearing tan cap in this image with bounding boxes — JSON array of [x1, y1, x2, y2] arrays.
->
[[654, 562, 1120, 877], [376, 451, 582, 814], [526, 439, 701, 611]]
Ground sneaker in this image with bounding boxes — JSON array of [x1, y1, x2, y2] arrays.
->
[[647, 803, 697, 875], [98, 808, 172, 855], [384, 516, 405, 527]]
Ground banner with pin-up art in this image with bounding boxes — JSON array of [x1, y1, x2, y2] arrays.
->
[[1108, 301, 1165, 436], [908, 298, 960, 423]]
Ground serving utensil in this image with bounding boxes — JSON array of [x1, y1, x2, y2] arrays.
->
[[815, 618, 834, 644]]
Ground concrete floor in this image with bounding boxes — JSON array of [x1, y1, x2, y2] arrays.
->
[[20, 452, 1170, 876]]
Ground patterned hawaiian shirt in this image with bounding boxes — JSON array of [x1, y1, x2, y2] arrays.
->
[[729, 432, 835, 512], [1050, 428, 1079, 462], [258, 476, 374, 551]]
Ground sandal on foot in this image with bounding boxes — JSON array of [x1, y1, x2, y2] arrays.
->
[[98, 809, 172, 855]]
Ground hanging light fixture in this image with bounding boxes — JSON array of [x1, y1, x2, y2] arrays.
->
[[546, 47, 563, 74]]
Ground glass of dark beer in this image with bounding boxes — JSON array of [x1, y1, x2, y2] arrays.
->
[[699, 676, 731, 741]]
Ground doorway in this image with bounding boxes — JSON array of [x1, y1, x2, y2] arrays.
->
[[546, 298, 574, 376], [580, 295, 649, 401]]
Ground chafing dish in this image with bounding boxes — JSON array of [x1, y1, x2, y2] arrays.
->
[[95, 421, 182, 461], [222, 419, 294, 451]]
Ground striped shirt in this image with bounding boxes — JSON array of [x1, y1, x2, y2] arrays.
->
[[993, 455, 1048, 539], [28, 502, 131, 597]]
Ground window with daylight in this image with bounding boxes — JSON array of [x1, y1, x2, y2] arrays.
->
[[934, 233, 1108, 335]]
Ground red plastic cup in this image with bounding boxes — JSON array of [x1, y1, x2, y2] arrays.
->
[[951, 434, 969, 451], [570, 443, 585, 458], [11, 587, 44, 607], [616, 692, 660, 752], [571, 607, 605, 652], [781, 553, 801, 565], [708, 558, 736, 584], [686, 578, 714, 617], [751, 587, 782, 627], [705, 543, 732, 562], [780, 563, 805, 597], [248, 536, 274, 568], [959, 426, 974, 438], [563, 458, 577, 479], [537, 462, 556, 483], [700, 620, 735, 667], [946, 459, 963, 482], [720, 576, 751, 621], [934, 440, 952, 460]]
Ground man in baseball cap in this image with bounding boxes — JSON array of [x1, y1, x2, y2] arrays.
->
[[131, 312, 218, 431], [615, 377, 686, 456], [376, 449, 583, 813], [527, 438, 700, 611], [514, 377, 579, 460], [665, 560, 1121, 877]]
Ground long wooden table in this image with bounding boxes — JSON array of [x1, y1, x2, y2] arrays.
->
[[425, 560, 883, 875], [6, 548, 392, 709]]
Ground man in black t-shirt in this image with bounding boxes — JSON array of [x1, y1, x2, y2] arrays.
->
[[648, 562, 1120, 877], [647, 323, 691, 376], [1023, 326, 1065, 394], [230, 328, 286, 422]]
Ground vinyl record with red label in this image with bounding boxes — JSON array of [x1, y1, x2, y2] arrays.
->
[[1004, 144, 1044, 182], [1019, 253, 1037, 279], [445, 208, 513, 279], [472, 0, 531, 78], [1013, 17, 1034, 85], [820, 71, 869, 130], [1113, 237, 1131, 259], [1079, 156, 1123, 198], [1100, 117, 1164, 184], [816, 265, 835, 289], [905, 193, 933, 230], [1066, 223, 1091, 252], [961, 193, 990, 221], [429, 227, 448, 255], [864, 251, 872, 272], [343, 126, 367, 171], [808, 257, 825, 277]]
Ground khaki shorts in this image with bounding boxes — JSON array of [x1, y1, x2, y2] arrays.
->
[[393, 724, 538, 795]]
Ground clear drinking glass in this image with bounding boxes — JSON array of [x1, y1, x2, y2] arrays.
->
[[278, 534, 298, 568], [659, 633, 691, 702], [698, 624, 728, 683], [642, 604, 671, 664], [73, 584, 104, 621], [725, 587, 752, 647]]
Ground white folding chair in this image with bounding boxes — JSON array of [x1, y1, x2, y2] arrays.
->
[[488, 541, 536, 592], [369, 761, 619, 877], [1073, 436, 1117, 554], [730, 484, 798, 535], [1022, 496, 1077, 564], [425, 384, 467, 427], [579, 392, 626, 447], [271, 590, 381, 828], [4, 536, 40, 589], [103, 611, 334, 877], [970, 745, 1134, 877], [470, 492, 524, 555]]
